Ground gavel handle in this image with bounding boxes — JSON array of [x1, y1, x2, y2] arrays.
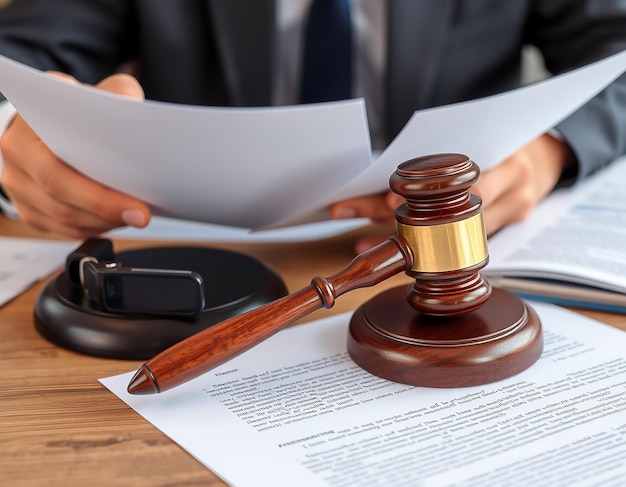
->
[[129, 236, 413, 394]]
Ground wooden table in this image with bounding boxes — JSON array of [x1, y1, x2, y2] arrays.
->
[[2, 216, 626, 486]]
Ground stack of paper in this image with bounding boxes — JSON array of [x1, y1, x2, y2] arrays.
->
[[0, 50, 624, 232]]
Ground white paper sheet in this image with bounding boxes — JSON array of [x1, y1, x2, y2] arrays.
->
[[1, 50, 625, 231], [0, 237, 76, 306], [0, 54, 371, 229], [109, 217, 369, 242], [101, 303, 626, 487], [268, 49, 626, 228]]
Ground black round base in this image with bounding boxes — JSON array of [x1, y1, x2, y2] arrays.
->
[[34, 246, 287, 360]]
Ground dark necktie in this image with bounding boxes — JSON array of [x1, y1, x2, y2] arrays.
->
[[300, 0, 353, 103]]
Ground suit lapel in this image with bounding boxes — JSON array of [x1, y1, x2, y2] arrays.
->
[[207, 0, 276, 106], [206, 1, 454, 130], [386, 0, 454, 141]]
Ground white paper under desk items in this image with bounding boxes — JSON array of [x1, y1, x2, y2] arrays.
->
[[102, 303, 626, 487]]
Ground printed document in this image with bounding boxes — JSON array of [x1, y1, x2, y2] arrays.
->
[[101, 303, 626, 487]]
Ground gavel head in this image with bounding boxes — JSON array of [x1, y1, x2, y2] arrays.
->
[[347, 153, 543, 388], [390, 153, 491, 316]]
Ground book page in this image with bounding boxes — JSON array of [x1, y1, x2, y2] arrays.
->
[[101, 303, 626, 487], [486, 156, 626, 294]]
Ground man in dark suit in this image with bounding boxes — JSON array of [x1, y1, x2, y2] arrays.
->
[[0, 0, 624, 249]]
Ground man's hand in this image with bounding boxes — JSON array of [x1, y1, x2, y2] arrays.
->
[[330, 133, 575, 253], [0, 72, 152, 239], [329, 190, 403, 254], [472, 133, 573, 236]]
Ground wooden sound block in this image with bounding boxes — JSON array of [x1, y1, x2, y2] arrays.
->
[[347, 286, 542, 388]]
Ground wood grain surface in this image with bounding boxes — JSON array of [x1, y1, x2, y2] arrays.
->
[[2, 216, 625, 486]]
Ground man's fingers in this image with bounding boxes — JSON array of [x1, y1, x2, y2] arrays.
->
[[330, 192, 400, 226], [2, 122, 150, 233], [45, 71, 81, 84], [481, 188, 533, 236], [0, 72, 150, 238], [472, 158, 525, 210], [11, 198, 118, 239], [96, 73, 145, 99], [354, 231, 394, 254], [9, 165, 149, 235], [46, 70, 144, 100], [36, 161, 149, 226]]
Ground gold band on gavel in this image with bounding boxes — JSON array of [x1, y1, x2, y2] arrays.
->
[[397, 213, 488, 273]]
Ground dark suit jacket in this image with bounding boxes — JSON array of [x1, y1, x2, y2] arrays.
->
[[0, 0, 624, 180]]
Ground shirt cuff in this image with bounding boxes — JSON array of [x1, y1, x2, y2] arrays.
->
[[0, 100, 19, 219], [0, 185, 18, 219]]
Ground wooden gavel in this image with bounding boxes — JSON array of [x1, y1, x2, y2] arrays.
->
[[128, 154, 542, 395]]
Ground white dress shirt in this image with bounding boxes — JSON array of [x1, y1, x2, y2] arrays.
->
[[275, 0, 387, 149]]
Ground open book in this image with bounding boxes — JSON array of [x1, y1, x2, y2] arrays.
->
[[485, 156, 626, 313]]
